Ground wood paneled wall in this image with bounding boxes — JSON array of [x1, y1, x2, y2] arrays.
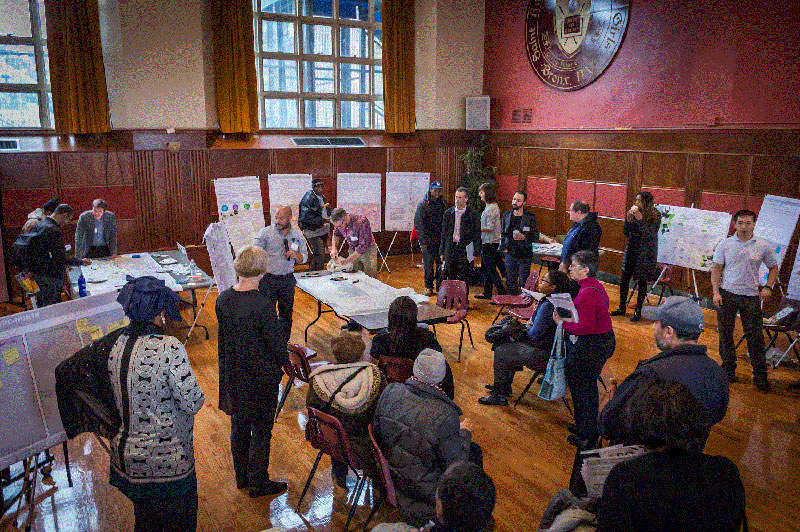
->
[[488, 128, 800, 293]]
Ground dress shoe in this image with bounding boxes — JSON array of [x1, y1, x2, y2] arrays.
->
[[478, 393, 508, 406], [610, 308, 626, 317], [249, 480, 288, 498], [483, 384, 512, 396], [474, 293, 492, 300], [567, 423, 578, 435], [788, 380, 800, 391], [754, 379, 771, 393], [630, 309, 642, 322], [236, 478, 249, 490]]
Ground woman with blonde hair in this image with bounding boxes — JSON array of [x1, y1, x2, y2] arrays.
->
[[215, 245, 288, 498]]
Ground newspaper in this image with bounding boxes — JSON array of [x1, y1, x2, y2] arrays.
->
[[580, 444, 646, 498]]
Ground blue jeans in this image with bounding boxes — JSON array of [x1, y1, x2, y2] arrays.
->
[[504, 253, 532, 291]]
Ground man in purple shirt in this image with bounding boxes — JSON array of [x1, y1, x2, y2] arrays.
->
[[330, 207, 378, 277]]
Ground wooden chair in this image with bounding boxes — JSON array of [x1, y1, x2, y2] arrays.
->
[[362, 425, 399, 531], [436, 280, 474, 361], [298, 407, 373, 531], [274, 344, 327, 420], [377, 356, 414, 384], [490, 272, 539, 324]]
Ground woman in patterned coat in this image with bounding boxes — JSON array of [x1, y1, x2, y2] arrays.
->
[[108, 276, 205, 532]]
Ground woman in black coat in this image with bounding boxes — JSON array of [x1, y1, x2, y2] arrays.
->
[[612, 191, 661, 321]]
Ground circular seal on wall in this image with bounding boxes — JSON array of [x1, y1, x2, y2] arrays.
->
[[525, 0, 629, 91]]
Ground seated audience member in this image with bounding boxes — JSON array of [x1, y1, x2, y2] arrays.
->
[[370, 296, 455, 399], [75, 198, 118, 259], [109, 276, 205, 532], [599, 296, 728, 447], [372, 461, 496, 532], [372, 349, 480, 526], [598, 379, 746, 532], [307, 331, 386, 488], [216, 245, 288, 498], [479, 269, 577, 406]]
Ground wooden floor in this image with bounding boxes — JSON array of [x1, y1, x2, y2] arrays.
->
[[3, 255, 800, 532]]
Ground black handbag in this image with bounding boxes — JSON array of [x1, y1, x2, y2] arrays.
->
[[484, 316, 526, 346]]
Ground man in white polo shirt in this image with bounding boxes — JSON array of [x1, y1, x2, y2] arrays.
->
[[711, 209, 779, 392]]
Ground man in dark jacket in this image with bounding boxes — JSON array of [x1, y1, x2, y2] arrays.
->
[[599, 296, 729, 448], [298, 178, 330, 271], [439, 187, 481, 284], [372, 349, 478, 526], [414, 181, 447, 295], [499, 190, 539, 293], [29, 203, 90, 307], [560, 200, 602, 271]]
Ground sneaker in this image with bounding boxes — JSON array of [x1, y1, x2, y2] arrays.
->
[[478, 393, 508, 406], [754, 379, 771, 393], [610, 308, 626, 317], [248, 480, 288, 498]]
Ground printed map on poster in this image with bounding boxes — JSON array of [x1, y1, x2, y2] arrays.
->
[[754, 195, 800, 284], [214, 176, 265, 256], [0, 292, 126, 469], [655, 205, 732, 271], [268, 174, 312, 224], [337, 173, 382, 232], [385, 172, 430, 231], [204, 223, 237, 293]]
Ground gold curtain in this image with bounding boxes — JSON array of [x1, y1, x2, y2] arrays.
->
[[210, 0, 259, 134], [44, 0, 110, 134], [383, 0, 416, 134]]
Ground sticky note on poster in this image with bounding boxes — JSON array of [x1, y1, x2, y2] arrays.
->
[[3, 348, 20, 366], [89, 326, 104, 341], [76, 318, 90, 333]]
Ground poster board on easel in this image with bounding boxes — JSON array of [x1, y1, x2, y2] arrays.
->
[[336, 173, 382, 231], [213, 176, 265, 257], [385, 172, 430, 232], [753, 195, 800, 285], [268, 174, 312, 224]]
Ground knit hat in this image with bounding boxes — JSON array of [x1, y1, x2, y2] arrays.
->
[[413, 348, 446, 385], [330, 332, 365, 364], [116, 275, 182, 323], [43, 197, 60, 213]]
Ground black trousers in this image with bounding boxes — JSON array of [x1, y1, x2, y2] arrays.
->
[[443, 247, 471, 284], [259, 273, 296, 346], [307, 235, 327, 271], [481, 243, 504, 296], [618, 269, 648, 310], [492, 341, 550, 396], [717, 288, 767, 382], [87, 245, 111, 258], [565, 331, 615, 442], [34, 274, 62, 307], [230, 402, 277, 489], [132, 487, 198, 532], [421, 243, 442, 290]]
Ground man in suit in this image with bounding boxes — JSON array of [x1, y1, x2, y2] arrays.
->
[[75, 199, 117, 259], [440, 187, 481, 283], [560, 200, 602, 271], [499, 190, 539, 293]]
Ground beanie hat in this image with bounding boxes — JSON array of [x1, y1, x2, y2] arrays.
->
[[413, 348, 446, 385]]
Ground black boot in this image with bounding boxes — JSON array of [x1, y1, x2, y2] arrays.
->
[[630, 309, 642, 322], [610, 308, 626, 316]]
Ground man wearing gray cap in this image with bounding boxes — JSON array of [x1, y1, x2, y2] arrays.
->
[[372, 348, 480, 526], [598, 296, 729, 448]]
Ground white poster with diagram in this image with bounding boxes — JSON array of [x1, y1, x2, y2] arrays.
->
[[385, 172, 430, 231], [754, 195, 800, 284], [213, 176, 265, 255], [337, 173, 382, 232], [268, 174, 312, 224], [655, 205, 732, 271]]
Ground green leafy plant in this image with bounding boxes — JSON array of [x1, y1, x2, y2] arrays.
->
[[460, 134, 497, 211]]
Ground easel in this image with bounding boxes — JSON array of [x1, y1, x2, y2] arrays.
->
[[377, 232, 397, 273]]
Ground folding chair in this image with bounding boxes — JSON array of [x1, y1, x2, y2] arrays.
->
[[274, 344, 327, 420], [627, 263, 675, 307], [762, 298, 800, 368], [377, 356, 414, 384], [490, 272, 539, 324], [297, 407, 373, 531], [362, 425, 399, 531], [436, 280, 474, 361]]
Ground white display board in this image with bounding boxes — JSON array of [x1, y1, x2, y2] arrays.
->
[[268, 174, 312, 224], [214, 176, 265, 256], [0, 292, 127, 469], [788, 244, 800, 300], [655, 205, 732, 271], [385, 172, 430, 231], [203, 223, 237, 293], [337, 173, 382, 232], [754, 195, 800, 284]]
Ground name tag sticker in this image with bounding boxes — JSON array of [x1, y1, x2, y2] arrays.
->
[[290, 241, 300, 251], [350, 235, 358, 241]]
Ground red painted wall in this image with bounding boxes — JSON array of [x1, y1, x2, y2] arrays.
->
[[484, 0, 800, 130]]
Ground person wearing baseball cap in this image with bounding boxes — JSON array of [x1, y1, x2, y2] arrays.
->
[[414, 180, 448, 296], [598, 296, 729, 449], [298, 178, 330, 271]]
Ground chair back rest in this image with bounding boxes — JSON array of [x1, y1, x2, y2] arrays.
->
[[306, 407, 358, 467], [377, 355, 414, 383], [780, 298, 800, 329], [368, 424, 398, 508], [285, 343, 313, 382], [437, 279, 469, 320], [524, 272, 540, 292]]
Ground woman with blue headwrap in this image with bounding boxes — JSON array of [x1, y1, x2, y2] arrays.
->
[[109, 276, 205, 532]]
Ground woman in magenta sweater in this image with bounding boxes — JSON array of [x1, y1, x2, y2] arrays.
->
[[553, 250, 615, 448]]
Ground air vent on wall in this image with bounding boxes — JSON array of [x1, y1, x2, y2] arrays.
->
[[0, 139, 20, 151], [291, 137, 365, 147]]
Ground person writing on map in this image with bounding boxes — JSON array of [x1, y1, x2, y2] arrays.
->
[[330, 207, 378, 277]]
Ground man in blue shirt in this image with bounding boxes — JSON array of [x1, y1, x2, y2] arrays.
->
[[560, 200, 602, 272]]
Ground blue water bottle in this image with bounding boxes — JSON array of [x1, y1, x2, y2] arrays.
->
[[78, 273, 87, 297]]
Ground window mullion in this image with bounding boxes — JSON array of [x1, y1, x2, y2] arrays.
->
[[27, 0, 50, 128]]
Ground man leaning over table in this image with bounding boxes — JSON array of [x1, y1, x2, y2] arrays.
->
[[254, 205, 308, 346], [330, 207, 378, 278]]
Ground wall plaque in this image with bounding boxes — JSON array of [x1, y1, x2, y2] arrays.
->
[[525, 0, 629, 91]]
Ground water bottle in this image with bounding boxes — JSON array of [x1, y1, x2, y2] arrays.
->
[[78, 273, 87, 297]]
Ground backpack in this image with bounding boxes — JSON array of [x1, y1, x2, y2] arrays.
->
[[484, 315, 526, 347], [9, 227, 49, 271]]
